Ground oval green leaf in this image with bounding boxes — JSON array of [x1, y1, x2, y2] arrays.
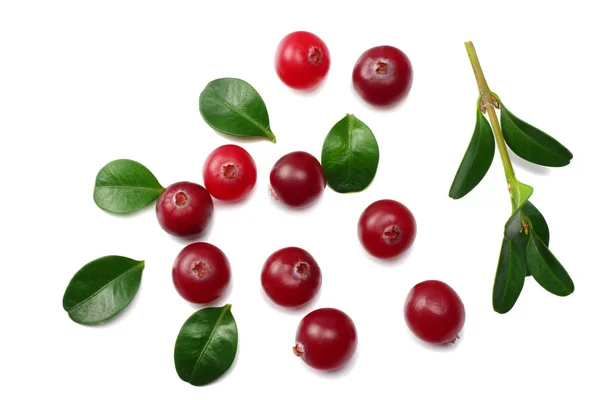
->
[[500, 102, 573, 167], [449, 109, 495, 199], [493, 238, 526, 314], [199, 78, 276, 142], [526, 230, 574, 296], [62, 256, 144, 325], [174, 304, 238, 386], [94, 159, 164, 214], [321, 114, 379, 193]]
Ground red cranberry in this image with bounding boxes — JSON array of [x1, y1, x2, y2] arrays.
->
[[270, 151, 326, 207], [294, 308, 357, 371], [172, 242, 231, 304], [203, 144, 257, 202], [261, 247, 321, 308], [404, 280, 466, 345], [352, 45, 413, 107], [275, 31, 331, 90], [358, 199, 416, 259], [156, 182, 213, 237]]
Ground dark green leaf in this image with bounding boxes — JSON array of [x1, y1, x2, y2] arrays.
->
[[500, 102, 572, 167], [504, 201, 550, 276], [526, 230, 574, 296], [504, 207, 524, 243], [449, 109, 495, 199], [521, 201, 549, 246], [493, 238, 526, 314], [174, 304, 238, 386], [513, 201, 550, 276], [63, 256, 144, 325], [94, 159, 164, 214], [199, 78, 276, 142], [321, 114, 379, 193], [503, 206, 530, 275]]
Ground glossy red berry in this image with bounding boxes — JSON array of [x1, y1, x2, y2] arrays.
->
[[358, 199, 416, 259], [294, 308, 357, 371], [156, 182, 213, 237], [404, 280, 466, 345], [203, 144, 257, 202], [352, 45, 413, 107], [172, 242, 231, 304], [261, 247, 321, 308], [270, 151, 326, 208], [275, 31, 330, 90]]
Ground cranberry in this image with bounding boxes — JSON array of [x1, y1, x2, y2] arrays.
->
[[270, 151, 326, 208], [358, 199, 416, 259], [203, 144, 257, 202], [352, 45, 413, 107], [275, 31, 331, 90], [261, 247, 321, 308], [294, 308, 357, 371], [156, 181, 213, 238], [172, 242, 231, 304], [404, 280, 466, 345]]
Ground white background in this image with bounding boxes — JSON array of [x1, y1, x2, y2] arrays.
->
[[1, 1, 598, 399]]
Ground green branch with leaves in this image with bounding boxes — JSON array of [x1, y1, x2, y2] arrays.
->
[[449, 41, 575, 314]]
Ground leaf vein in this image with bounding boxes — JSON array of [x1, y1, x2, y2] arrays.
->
[[189, 305, 230, 381], [67, 263, 143, 313], [206, 87, 270, 137]]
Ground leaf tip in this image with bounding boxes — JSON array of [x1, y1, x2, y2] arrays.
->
[[493, 305, 510, 314], [559, 280, 575, 296], [264, 129, 276, 143], [448, 186, 463, 199]]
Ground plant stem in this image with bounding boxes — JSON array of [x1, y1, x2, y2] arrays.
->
[[465, 41, 516, 182]]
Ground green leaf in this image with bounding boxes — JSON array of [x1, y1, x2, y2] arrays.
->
[[449, 109, 495, 199], [500, 101, 572, 167], [525, 230, 574, 296], [321, 114, 379, 193], [94, 159, 164, 214], [503, 207, 524, 243], [493, 238, 526, 314], [63, 256, 144, 325], [174, 304, 238, 386], [199, 78, 276, 142], [521, 201, 549, 246], [508, 201, 550, 276]]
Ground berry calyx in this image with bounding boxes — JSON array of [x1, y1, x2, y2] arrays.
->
[[174, 191, 188, 207], [221, 164, 237, 180]]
